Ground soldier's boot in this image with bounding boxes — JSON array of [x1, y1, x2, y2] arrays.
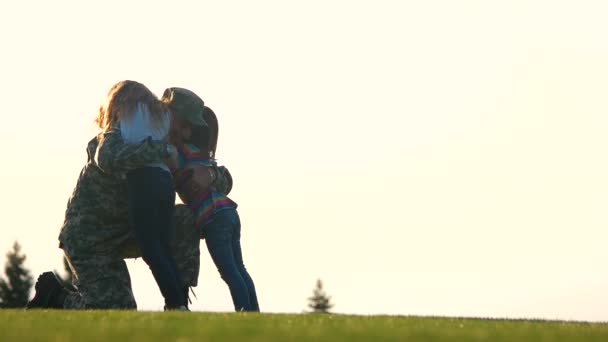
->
[[26, 272, 68, 309]]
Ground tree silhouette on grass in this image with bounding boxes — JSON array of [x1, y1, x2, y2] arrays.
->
[[0, 241, 33, 308], [307, 279, 334, 313]]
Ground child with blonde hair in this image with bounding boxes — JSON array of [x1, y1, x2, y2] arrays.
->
[[97, 80, 187, 310]]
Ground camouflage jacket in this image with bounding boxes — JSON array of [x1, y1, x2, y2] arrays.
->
[[58, 128, 171, 256]]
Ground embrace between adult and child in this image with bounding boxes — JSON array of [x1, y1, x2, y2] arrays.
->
[[26, 80, 259, 312]]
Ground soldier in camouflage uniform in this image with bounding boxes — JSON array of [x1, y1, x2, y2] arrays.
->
[[28, 88, 218, 310]]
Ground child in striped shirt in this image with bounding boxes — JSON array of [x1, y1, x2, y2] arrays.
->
[[170, 105, 259, 312]]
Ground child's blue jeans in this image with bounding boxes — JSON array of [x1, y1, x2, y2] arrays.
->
[[204, 208, 259, 311], [127, 167, 186, 308]]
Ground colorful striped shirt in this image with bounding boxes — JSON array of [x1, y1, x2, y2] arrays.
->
[[175, 143, 237, 227]]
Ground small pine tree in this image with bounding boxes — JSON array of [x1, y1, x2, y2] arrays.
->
[[307, 279, 334, 313], [0, 241, 34, 308]]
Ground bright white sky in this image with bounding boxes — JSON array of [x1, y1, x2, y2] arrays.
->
[[1, 0, 607, 321]]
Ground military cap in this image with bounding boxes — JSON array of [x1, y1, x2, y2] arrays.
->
[[161, 87, 207, 127]]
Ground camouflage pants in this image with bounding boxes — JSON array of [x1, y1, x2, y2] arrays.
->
[[62, 204, 200, 309]]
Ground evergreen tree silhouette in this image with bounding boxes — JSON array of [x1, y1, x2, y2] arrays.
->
[[307, 279, 334, 313], [0, 241, 34, 308]]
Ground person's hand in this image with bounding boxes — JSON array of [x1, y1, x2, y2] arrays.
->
[[163, 144, 179, 170], [211, 165, 233, 195]]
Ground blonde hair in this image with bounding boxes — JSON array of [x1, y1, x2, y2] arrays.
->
[[95, 80, 167, 132]]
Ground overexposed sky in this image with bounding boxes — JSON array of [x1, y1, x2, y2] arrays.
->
[[1, 0, 608, 321]]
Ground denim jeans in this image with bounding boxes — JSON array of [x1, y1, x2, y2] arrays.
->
[[204, 208, 259, 312], [127, 167, 186, 307]]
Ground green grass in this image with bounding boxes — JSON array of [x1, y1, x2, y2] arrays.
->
[[1, 310, 606, 341]]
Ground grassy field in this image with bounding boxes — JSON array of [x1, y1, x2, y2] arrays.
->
[[1, 310, 607, 341]]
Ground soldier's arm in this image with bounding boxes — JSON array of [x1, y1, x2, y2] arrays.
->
[[172, 154, 233, 204], [95, 129, 171, 175], [173, 165, 215, 204]]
